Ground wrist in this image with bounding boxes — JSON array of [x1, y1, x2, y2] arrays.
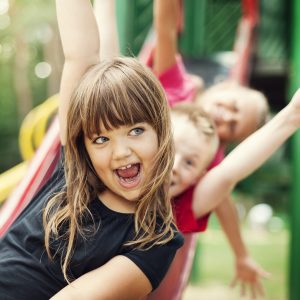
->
[[235, 251, 249, 262]]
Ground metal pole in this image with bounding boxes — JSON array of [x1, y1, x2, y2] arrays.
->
[[288, 0, 300, 298]]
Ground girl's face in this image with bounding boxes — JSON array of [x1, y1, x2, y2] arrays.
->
[[84, 122, 158, 212], [170, 114, 216, 198]]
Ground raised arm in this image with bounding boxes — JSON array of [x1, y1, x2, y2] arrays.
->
[[93, 0, 120, 60], [56, 0, 100, 144], [153, 0, 179, 75], [193, 89, 300, 217]]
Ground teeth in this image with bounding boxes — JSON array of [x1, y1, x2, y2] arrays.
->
[[119, 164, 132, 170]]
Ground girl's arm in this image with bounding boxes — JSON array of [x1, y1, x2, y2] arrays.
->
[[215, 197, 269, 298], [94, 0, 120, 60], [153, 0, 179, 75], [51, 255, 152, 300], [192, 89, 300, 217], [56, 0, 100, 144]]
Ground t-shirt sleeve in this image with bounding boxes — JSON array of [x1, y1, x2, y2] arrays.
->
[[122, 230, 184, 290]]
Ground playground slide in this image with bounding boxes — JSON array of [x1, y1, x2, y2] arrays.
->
[[0, 97, 59, 236], [0, 0, 258, 238], [0, 96, 58, 205]]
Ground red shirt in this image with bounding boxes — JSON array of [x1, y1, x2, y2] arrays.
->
[[173, 147, 225, 233], [146, 53, 197, 107], [146, 51, 224, 233]]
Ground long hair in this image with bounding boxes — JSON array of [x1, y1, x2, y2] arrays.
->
[[43, 57, 175, 282]]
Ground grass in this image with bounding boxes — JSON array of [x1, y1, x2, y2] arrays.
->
[[183, 226, 288, 300]]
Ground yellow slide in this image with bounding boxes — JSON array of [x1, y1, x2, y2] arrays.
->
[[0, 95, 58, 204]]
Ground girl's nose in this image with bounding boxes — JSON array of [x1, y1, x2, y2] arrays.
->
[[112, 140, 132, 160]]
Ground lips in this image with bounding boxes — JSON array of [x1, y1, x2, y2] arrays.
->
[[114, 163, 141, 189]]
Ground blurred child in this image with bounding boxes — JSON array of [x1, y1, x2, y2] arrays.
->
[[0, 1, 184, 299], [150, 92, 300, 299], [197, 80, 269, 145], [149, 0, 270, 299]]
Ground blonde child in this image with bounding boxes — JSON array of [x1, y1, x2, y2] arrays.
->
[[0, 1, 184, 299], [148, 0, 270, 299], [149, 95, 300, 300]]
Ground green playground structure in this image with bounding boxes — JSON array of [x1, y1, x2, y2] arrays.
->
[[289, 1, 300, 299]]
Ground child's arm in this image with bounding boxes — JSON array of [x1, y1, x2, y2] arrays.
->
[[50, 256, 152, 300], [153, 0, 179, 75], [56, 0, 100, 144], [215, 197, 269, 298], [94, 0, 120, 60], [192, 89, 300, 217]]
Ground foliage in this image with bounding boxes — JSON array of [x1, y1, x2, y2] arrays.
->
[[0, 0, 58, 172]]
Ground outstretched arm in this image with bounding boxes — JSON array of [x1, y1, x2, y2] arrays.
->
[[56, 0, 100, 144], [51, 256, 152, 300], [215, 196, 269, 298], [193, 89, 300, 217]]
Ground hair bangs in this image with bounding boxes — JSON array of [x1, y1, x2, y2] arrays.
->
[[82, 61, 159, 138]]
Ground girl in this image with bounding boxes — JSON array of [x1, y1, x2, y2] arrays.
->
[[0, 0, 183, 299]]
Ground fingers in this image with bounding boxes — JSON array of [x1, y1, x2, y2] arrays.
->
[[257, 267, 271, 279], [240, 282, 246, 297], [231, 277, 266, 299], [255, 280, 265, 297], [250, 284, 257, 299], [230, 276, 238, 288]]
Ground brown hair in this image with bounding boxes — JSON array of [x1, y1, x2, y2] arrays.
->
[[43, 57, 175, 282]]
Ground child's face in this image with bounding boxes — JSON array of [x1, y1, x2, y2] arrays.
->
[[84, 122, 158, 210], [202, 89, 261, 143], [170, 113, 216, 198]]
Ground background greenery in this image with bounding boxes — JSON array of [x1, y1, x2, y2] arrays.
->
[[184, 226, 288, 300], [0, 0, 292, 297], [0, 0, 60, 172]]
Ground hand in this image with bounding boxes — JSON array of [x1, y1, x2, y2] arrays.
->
[[288, 88, 300, 127], [290, 88, 300, 108], [230, 256, 270, 299]]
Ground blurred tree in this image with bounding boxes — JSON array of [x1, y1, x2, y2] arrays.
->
[[0, 0, 61, 172]]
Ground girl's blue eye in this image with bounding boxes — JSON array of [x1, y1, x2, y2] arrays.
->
[[94, 136, 109, 144], [130, 127, 144, 136]]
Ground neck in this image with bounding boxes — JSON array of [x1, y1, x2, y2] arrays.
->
[[98, 190, 136, 214]]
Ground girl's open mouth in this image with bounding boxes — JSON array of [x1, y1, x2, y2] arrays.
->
[[114, 163, 141, 189]]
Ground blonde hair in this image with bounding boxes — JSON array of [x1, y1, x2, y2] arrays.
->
[[43, 57, 175, 282], [172, 103, 219, 166], [196, 81, 269, 130]]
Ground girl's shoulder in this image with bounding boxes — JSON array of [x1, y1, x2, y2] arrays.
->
[[120, 224, 184, 290]]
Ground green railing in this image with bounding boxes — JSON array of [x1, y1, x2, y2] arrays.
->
[[288, 1, 300, 299]]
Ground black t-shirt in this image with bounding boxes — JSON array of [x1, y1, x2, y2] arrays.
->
[[0, 153, 183, 300]]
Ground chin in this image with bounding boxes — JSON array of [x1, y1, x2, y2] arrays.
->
[[121, 190, 141, 202], [170, 187, 181, 198]]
